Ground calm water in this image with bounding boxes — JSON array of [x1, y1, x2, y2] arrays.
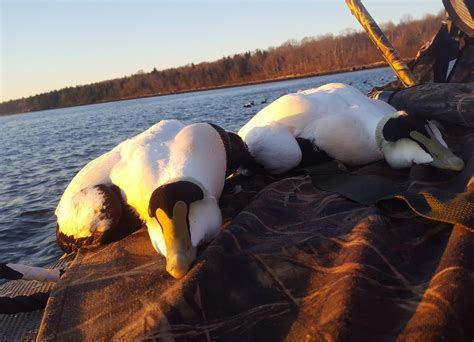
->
[[0, 67, 393, 267]]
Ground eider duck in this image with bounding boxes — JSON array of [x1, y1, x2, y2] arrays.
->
[[56, 120, 249, 278], [238, 83, 464, 174]]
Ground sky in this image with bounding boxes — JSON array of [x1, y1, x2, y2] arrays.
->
[[1, 0, 444, 102]]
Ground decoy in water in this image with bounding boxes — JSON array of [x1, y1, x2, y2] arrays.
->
[[238, 83, 464, 174], [56, 120, 249, 278]]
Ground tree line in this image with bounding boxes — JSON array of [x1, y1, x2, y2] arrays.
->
[[1, 12, 443, 115]]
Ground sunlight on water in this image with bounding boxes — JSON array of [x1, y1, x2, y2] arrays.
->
[[0, 68, 393, 266]]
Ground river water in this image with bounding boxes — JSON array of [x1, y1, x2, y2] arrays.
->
[[0, 67, 393, 266]]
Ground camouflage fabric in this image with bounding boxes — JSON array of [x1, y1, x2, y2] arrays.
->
[[370, 22, 474, 96], [37, 87, 474, 341], [389, 82, 474, 127], [408, 22, 474, 84], [448, 43, 474, 83]]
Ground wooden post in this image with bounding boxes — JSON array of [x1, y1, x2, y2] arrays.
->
[[345, 0, 417, 87]]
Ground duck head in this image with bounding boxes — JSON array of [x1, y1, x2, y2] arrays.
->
[[376, 111, 464, 171], [147, 179, 221, 279]]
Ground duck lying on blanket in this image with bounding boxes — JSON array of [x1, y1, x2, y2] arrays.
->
[[238, 83, 464, 174], [55, 120, 251, 279]]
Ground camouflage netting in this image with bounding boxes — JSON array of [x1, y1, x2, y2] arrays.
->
[[36, 83, 474, 341]]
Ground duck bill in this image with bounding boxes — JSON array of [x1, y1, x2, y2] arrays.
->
[[156, 201, 197, 279], [409, 131, 464, 171]]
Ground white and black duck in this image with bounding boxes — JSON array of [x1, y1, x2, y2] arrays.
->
[[56, 120, 248, 278], [238, 83, 464, 174]]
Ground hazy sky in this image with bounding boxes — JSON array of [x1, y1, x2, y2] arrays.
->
[[1, 0, 443, 102]]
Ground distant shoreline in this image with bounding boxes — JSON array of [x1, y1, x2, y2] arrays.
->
[[3, 9, 440, 116], [1, 61, 392, 117], [96, 61, 392, 101]]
